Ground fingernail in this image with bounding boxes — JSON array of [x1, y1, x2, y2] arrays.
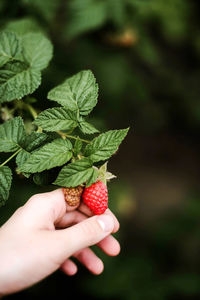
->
[[97, 215, 114, 232]]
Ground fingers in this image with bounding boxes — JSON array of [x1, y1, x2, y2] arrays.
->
[[51, 214, 115, 262], [97, 235, 121, 256], [61, 248, 104, 276], [55, 210, 86, 228], [60, 259, 77, 276], [55, 211, 120, 257], [75, 248, 104, 275]]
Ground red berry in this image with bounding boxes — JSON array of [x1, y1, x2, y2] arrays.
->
[[82, 181, 108, 215]]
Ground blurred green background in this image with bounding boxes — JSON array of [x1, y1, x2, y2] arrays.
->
[[1, 0, 200, 299]]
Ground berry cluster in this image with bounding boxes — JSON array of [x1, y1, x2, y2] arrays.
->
[[63, 181, 108, 215]]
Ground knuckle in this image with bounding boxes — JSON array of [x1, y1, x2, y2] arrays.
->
[[27, 193, 43, 204]]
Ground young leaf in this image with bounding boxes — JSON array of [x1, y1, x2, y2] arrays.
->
[[19, 138, 73, 173], [54, 158, 98, 187], [84, 128, 129, 162], [0, 31, 21, 67], [73, 138, 83, 156], [21, 33, 53, 71], [34, 107, 78, 132], [0, 166, 12, 207], [79, 120, 99, 134], [0, 117, 25, 152], [0, 61, 41, 102], [48, 70, 98, 115]]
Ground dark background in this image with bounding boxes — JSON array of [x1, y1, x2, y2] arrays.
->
[[1, 0, 200, 299]]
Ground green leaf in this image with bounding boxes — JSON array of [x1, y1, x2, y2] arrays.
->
[[16, 132, 49, 178], [34, 107, 78, 132], [79, 120, 99, 134], [16, 150, 31, 178], [33, 168, 59, 186], [0, 61, 41, 102], [20, 132, 49, 152], [84, 128, 129, 162], [21, 33, 53, 71], [48, 70, 98, 115], [67, 1, 107, 39], [5, 18, 43, 36], [19, 138, 73, 173], [86, 168, 99, 187], [54, 158, 98, 187], [0, 117, 25, 152], [0, 31, 21, 67], [73, 138, 83, 156], [0, 166, 12, 207]]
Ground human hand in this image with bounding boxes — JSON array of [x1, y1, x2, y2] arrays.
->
[[0, 189, 120, 296]]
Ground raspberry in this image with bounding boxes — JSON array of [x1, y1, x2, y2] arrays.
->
[[63, 186, 83, 206], [82, 181, 108, 215]]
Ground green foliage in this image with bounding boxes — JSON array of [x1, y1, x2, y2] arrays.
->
[[4, 18, 42, 36], [0, 166, 12, 207], [21, 33, 53, 70], [0, 1, 200, 298], [34, 107, 78, 132], [33, 169, 59, 186], [54, 158, 98, 188], [20, 132, 49, 152], [0, 30, 53, 102], [19, 139, 73, 173], [0, 31, 21, 67], [0, 61, 41, 102], [67, 0, 108, 38], [0, 22, 128, 206], [0, 117, 25, 152], [78, 120, 99, 134], [73, 138, 83, 157], [84, 128, 129, 162], [15, 132, 50, 177], [0, 60, 128, 200], [48, 70, 98, 115]]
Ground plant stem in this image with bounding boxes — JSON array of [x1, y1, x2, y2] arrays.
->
[[57, 131, 90, 144], [25, 103, 38, 119], [67, 134, 90, 144], [23, 102, 43, 132], [0, 148, 22, 167], [14, 100, 38, 120]]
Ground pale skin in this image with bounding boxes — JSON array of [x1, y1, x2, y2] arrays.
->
[[0, 189, 120, 297]]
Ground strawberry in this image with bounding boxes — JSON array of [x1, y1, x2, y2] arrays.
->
[[82, 181, 108, 215], [63, 186, 83, 206]]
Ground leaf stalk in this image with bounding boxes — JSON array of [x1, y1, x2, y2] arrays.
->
[[0, 148, 22, 168]]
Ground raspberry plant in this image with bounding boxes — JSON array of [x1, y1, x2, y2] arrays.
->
[[0, 30, 129, 207]]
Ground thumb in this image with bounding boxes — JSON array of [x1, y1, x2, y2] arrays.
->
[[50, 214, 115, 261]]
